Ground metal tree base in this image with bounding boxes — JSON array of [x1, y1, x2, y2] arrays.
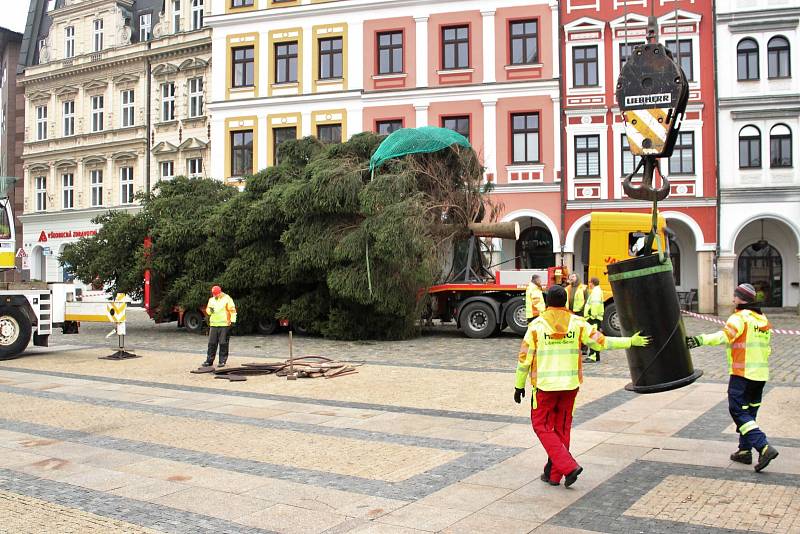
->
[[99, 334, 139, 360]]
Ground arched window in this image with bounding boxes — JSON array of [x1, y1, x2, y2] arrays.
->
[[768, 36, 790, 79], [738, 125, 761, 169], [737, 38, 759, 80], [770, 124, 792, 168]]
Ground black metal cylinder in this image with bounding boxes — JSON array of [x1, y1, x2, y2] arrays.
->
[[607, 253, 702, 393]]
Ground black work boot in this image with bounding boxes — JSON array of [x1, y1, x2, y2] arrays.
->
[[730, 449, 752, 465], [564, 466, 583, 488], [755, 445, 779, 472], [540, 460, 558, 486]]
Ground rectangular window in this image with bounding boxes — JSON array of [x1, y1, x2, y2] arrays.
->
[[36, 105, 47, 141], [173, 0, 181, 33], [120, 167, 134, 204], [35, 177, 47, 212], [572, 45, 598, 87], [442, 116, 470, 142], [62, 173, 74, 209], [510, 20, 538, 65], [442, 26, 469, 70], [318, 37, 343, 80], [621, 134, 642, 176], [188, 78, 203, 117], [121, 89, 135, 127], [93, 19, 103, 52], [739, 135, 761, 169], [377, 31, 403, 75], [231, 46, 254, 87], [376, 119, 403, 135], [161, 161, 174, 180], [161, 82, 175, 122], [511, 113, 539, 164], [231, 0, 253, 6], [273, 126, 296, 165], [275, 42, 299, 84], [187, 157, 203, 176], [317, 124, 342, 144], [666, 39, 693, 81], [91, 95, 104, 132], [575, 135, 600, 177], [65, 26, 75, 58], [191, 0, 204, 30], [669, 132, 695, 175], [90, 170, 103, 207], [140, 13, 152, 41], [619, 42, 643, 72], [230, 130, 253, 176], [63, 100, 74, 136]]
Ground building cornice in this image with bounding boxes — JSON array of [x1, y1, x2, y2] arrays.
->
[[23, 133, 147, 161], [720, 95, 800, 110], [717, 8, 800, 25], [49, 0, 133, 20], [492, 184, 560, 194], [729, 107, 800, 120], [720, 186, 800, 204], [567, 198, 716, 210], [19, 204, 141, 223]]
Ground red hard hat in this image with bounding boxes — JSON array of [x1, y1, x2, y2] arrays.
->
[[211, 285, 222, 296]]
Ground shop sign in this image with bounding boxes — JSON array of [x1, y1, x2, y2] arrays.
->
[[38, 229, 98, 242]]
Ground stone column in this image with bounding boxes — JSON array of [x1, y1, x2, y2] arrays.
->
[[697, 250, 714, 313], [717, 253, 736, 317], [414, 17, 429, 87], [562, 252, 575, 273], [414, 104, 429, 127], [481, 10, 496, 84]]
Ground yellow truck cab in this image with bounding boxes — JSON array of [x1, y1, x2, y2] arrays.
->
[[587, 212, 668, 336]]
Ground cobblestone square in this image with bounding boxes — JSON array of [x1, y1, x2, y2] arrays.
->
[[0, 309, 796, 533]]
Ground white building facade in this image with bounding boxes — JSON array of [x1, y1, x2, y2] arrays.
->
[[19, 0, 211, 283], [716, 1, 800, 312]]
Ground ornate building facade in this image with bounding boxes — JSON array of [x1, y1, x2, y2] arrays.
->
[[18, 0, 210, 283]]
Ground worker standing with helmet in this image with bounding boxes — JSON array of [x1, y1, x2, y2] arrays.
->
[[686, 283, 779, 472], [583, 277, 604, 363], [202, 285, 237, 368], [525, 274, 546, 324], [566, 273, 588, 316], [514, 285, 649, 487]]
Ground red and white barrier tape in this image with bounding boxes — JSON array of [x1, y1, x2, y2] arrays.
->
[[681, 310, 800, 336]]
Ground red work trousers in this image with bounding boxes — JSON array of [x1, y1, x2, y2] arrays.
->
[[531, 388, 579, 483]]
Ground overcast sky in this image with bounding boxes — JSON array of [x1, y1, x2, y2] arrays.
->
[[4, 2, 31, 34]]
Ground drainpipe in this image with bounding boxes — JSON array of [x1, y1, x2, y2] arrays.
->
[[145, 46, 152, 192], [558, 11, 567, 267], [712, 0, 721, 315]]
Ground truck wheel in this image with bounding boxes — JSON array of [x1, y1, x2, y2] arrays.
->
[[504, 299, 528, 336], [602, 302, 622, 337], [256, 317, 278, 335], [183, 310, 204, 334], [460, 302, 497, 339], [0, 307, 32, 360]]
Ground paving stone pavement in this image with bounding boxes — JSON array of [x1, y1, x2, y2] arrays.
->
[[0, 309, 796, 533]]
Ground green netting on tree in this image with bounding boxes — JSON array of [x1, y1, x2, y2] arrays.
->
[[369, 126, 471, 172]]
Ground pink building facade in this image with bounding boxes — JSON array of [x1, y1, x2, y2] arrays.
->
[[209, 0, 563, 271]]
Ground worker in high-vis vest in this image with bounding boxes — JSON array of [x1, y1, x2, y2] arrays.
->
[[202, 285, 237, 368], [515, 285, 649, 487], [566, 273, 588, 316], [525, 274, 546, 323], [583, 277, 605, 363], [686, 283, 778, 472]]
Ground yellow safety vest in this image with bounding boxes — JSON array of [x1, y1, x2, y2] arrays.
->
[[525, 283, 545, 319], [567, 283, 587, 314], [700, 309, 771, 381], [206, 294, 237, 327], [529, 314, 583, 391], [584, 286, 604, 321]]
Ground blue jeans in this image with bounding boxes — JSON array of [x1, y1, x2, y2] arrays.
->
[[728, 375, 768, 451]]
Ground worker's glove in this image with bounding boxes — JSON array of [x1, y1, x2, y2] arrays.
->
[[686, 336, 701, 349], [514, 388, 525, 404], [207, 307, 215, 315], [630, 331, 651, 347]]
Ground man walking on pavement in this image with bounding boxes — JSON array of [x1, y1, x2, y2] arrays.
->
[[202, 285, 237, 368], [514, 285, 649, 487], [583, 277, 604, 363], [526, 274, 546, 324], [686, 283, 779, 472]]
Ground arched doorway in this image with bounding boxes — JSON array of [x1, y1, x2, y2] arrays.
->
[[516, 226, 555, 269], [738, 243, 782, 307], [31, 245, 45, 281]]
